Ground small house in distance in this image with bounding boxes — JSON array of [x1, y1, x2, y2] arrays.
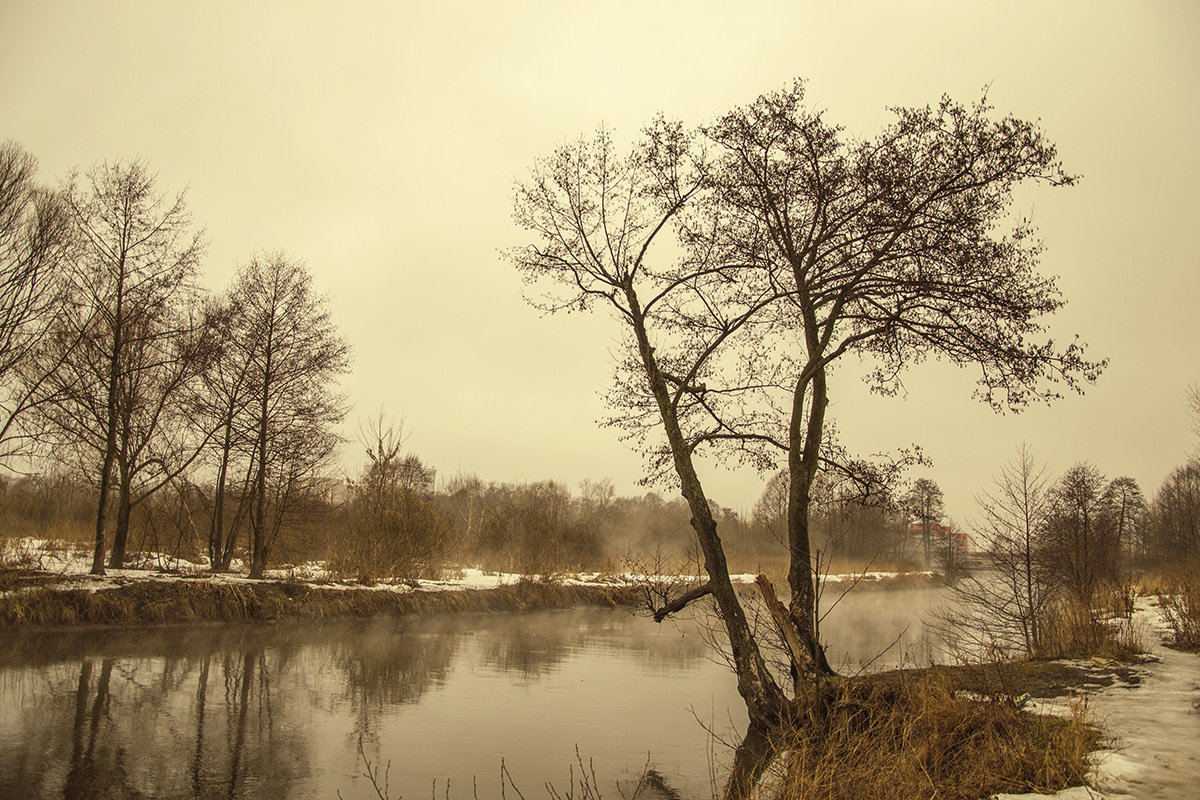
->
[[906, 522, 968, 554]]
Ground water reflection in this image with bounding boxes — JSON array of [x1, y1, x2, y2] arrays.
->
[[0, 609, 725, 799], [0, 592, 945, 800]]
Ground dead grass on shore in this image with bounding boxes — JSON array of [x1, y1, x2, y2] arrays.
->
[[770, 673, 1096, 800], [0, 577, 640, 630], [1154, 559, 1200, 651]]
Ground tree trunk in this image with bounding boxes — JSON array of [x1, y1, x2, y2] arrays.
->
[[90, 450, 114, 576], [108, 461, 134, 568], [209, 421, 233, 570], [249, 316, 274, 580], [109, 490, 132, 569], [91, 254, 128, 576], [786, 364, 836, 678], [624, 286, 789, 730], [721, 724, 779, 800]]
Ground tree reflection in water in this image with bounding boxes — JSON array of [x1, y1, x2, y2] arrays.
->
[[0, 608, 768, 800]]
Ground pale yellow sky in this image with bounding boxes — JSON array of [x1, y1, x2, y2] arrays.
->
[[3, 0, 1198, 524]]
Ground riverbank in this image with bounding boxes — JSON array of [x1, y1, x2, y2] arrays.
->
[[994, 597, 1200, 800], [0, 572, 642, 630], [0, 536, 940, 630]]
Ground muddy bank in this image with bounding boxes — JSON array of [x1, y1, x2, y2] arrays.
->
[[0, 576, 641, 630]]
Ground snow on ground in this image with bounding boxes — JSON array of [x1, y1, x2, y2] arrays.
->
[[995, 598, 1200, 800], [820, 570, 937, 583], [1, 537, 929, 597]]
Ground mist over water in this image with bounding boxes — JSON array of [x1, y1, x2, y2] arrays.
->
[[0, 589, 947, 799]]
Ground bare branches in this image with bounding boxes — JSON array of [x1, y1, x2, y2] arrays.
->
[[651, 581, 713, 622], [511, 78, 1101, 732], [0, 142, 74, 465], [229, 253, 351, 577]]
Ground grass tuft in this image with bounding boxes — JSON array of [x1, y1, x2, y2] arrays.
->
[[770, 674, 1096, 800]]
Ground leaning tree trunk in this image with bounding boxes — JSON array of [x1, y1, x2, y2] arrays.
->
[[625, 286, 790, 731]]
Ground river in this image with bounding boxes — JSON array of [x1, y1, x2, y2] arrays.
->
[[0, 585, 946, 799]]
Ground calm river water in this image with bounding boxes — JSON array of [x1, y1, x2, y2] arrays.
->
[[0, 586, 945, 799]]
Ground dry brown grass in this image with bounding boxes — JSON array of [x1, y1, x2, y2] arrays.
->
[[0, 578, 641, 630], [1155, 558, 1200, 651], [1032, 597, 1145, 661], [770, 674, 1096, 800]]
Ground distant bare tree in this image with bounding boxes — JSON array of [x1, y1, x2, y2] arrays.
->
[[1189, 384, 1199, 441], [336, 413, 453, 581], [1044, 462, 1110, 603], [191, 294, 258, 571], [905, 478, 945, 568], [946, 444, 1056, 657], [1101, 476, 1145, 571], [752, 470, 790, 547], [1147, 459, 1200, 563], [230, 253, 350, 578]]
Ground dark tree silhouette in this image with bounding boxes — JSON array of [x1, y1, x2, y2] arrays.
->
[[0, 142, 73, 464], [228, 253, 349, 578], [43, 159, 205, 574], [906, 478, 945, 568], [690, 82, 1105, 678], [513, 81, 1104, 795]]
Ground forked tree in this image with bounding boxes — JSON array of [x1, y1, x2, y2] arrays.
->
[[512, 81, 1103, 793], [45, 159, 206, 574]]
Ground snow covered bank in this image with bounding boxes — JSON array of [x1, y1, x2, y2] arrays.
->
[[995, 598, 1200, 800]]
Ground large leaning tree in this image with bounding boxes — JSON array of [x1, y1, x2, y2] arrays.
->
[[512, 80, 1103, 780]]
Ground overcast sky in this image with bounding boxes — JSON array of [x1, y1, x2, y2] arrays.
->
[[4, 0, 1198, 525]]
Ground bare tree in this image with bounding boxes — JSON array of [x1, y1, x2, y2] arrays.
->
[[1044, 462, 1110, 603], [946, 443, 1056, 658], [41, 159, 205, 574], [230, 253, 350, 578], [690, 83, 1104, 680], [905, 478, 945, 568], [1101, 475, 1145, 571], [513, 122, 793, 737], [1189, 384, 1199, 442], [190, 292, 260, 571], [751, 469, 790, 547], [1147, 459, 1200, 563], [0, 142, 74, 464], [337, 413, 453, 581], [513, 83, 1103, 795]]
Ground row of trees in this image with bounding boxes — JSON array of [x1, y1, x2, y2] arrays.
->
[[0, 141, 350, 577], [952, 423, 1198, 659]]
